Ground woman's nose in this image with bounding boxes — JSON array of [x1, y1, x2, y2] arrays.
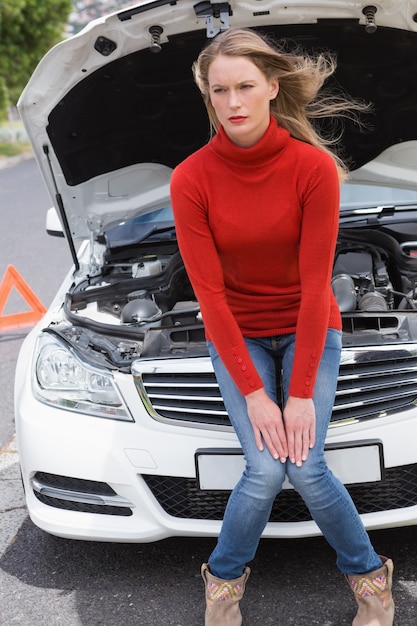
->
[[228, 89, 241, 108]]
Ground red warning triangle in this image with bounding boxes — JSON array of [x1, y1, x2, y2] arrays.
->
[[0, 265, 47, 332]]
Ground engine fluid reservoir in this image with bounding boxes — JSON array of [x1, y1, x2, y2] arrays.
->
[[121, 289, 161, 325], [132, 255, 162, 278], [331, 274, 356, 312]]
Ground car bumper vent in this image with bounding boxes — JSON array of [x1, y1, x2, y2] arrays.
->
[[31, 472, 133, 516], [143, 462, 417, 522], [134, 345, 417, 427]]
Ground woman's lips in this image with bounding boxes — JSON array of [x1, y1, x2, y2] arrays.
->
[[228, 116, 247, 123]]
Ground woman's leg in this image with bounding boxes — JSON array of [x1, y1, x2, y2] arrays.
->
[[207, 339, 287, 580], [283, 329, 382, 575]]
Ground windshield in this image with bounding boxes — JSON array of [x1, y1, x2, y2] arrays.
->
[[105, 184, 417, 247], [340, 183, 417, 211], [104, 206, 175, 249]]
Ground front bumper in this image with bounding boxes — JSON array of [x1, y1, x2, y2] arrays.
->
[[15, 367, 417, 542]]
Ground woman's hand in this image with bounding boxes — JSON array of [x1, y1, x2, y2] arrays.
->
[[245, 387, 288, 462], [283, 396, 316, 467]]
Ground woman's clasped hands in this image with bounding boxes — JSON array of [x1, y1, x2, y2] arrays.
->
[[245, 388, 316, 466]]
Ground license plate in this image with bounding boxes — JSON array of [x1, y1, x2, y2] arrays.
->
[[195, 441, 384, 491]]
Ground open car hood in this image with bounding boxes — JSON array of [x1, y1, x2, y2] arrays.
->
[[348, 141, 417, 189], [18, 0, 417, 248]]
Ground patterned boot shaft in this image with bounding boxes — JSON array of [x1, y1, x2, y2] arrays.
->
[[346, 556, 394, 626], [202, 563, 250, 626]]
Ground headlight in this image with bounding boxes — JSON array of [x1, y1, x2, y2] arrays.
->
[[33, 334, 133, 421]]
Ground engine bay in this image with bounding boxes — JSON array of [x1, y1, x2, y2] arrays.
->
[[47, 223, 417, 370], [333, 230, 417, 313]]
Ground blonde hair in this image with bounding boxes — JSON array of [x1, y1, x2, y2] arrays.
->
[[193, 28, 369, 182]]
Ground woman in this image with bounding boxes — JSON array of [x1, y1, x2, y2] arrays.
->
[[170, 28, 394, 626]]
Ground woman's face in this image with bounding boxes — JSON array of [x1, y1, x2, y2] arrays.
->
[[208, 54, 279, 148]]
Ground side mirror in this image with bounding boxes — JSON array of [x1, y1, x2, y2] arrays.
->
[[46, 206, 64, 237]]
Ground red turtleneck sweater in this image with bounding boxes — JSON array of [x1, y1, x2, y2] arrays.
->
[[170, 118, 342, 399]]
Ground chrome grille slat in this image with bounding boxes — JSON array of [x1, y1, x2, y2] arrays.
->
[[335, 379, 417, 400], [333, 388, 416, 411], [147, 393, 223, 402], [133, 346, 417, 426], [338, 365, 417, 381], [144, 381, 219, 388], [152, 404, 228, 416]]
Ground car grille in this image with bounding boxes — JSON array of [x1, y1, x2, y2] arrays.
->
[[143, 463, 417, 522], [133, 345, 417, 427]]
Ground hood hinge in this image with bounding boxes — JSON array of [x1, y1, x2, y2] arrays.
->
[[86, 215, 106, 277], [194, 1, 232, 38]]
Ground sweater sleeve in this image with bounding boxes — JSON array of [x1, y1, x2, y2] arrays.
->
[[170, 164, 265, 396], [289, 152, 341, 398]]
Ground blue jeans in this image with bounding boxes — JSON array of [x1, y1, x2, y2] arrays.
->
[[207, 330, 382, 579]]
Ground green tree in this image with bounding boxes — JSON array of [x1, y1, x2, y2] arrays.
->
[[0, 0, 72, 120]]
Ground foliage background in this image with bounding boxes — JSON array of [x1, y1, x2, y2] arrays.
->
[[0, 0, 140, 122], [0, 0, 73, 118], [70, 1, 138, 34]]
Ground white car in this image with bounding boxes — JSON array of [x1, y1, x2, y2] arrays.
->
[[15, 0, 417, 542]]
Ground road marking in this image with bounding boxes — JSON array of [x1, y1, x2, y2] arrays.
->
[[0, 434, 27, 557]]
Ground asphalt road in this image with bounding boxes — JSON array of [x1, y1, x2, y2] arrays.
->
[[0, 158, 416, 625], [0, 156, 71, 450]]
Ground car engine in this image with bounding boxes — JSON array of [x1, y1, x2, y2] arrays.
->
[[48, 225, 417, 369]]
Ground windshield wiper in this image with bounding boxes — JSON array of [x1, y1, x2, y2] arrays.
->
[[134, 224, 176, 244], [339, 204, 417, 227]]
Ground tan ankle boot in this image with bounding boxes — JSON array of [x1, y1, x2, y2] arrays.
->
[[346, 555, 394, 626], [201, 563, 250, 625]]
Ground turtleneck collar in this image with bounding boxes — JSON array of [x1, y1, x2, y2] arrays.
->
[[210, 115, 290, 166]]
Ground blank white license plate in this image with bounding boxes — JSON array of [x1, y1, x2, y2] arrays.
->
[[196, 441, 384, 491]]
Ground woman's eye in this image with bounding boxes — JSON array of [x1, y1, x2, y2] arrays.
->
[[213, 88, 226, 94]]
